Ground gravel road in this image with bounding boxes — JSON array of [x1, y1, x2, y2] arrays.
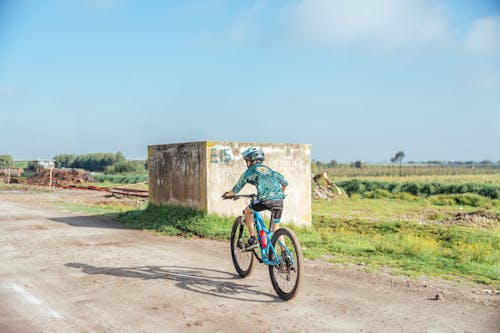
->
[[1, 193, 498, 332]]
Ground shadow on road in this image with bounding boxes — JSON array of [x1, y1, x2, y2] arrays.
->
[[65, 263, 280, 303], [49, 215, 131, 229]]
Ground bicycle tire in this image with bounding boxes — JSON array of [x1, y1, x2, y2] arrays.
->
[[268, 227, 303, 300], [230, 217, 254, 277]]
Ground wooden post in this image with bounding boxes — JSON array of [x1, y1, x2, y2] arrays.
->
[[49, 167, 53, 189], [7, 167, 11, 184]]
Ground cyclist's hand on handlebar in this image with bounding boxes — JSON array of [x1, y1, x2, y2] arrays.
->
[[222, 190, 236, 199]]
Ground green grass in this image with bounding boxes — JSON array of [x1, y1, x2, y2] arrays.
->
[[118, 204, 234, 240], [93, 173, 147, 184], [290, 216, 499, 285], [313, 196, 500, 222], [118, 200, 500, 286]]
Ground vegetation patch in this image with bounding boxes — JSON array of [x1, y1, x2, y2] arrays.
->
[[291, 216, 499, 285], [118, 204, 234, 240], [93, 173, 148, 184], [338, 179, 500, 199], [118, 203, 500, 285]]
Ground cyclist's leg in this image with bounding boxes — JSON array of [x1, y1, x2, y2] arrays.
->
[[243, 206, 255, 237], [269, 200, 283, 233], [247, 200, 268, 235], [268, 201, 284, 249]]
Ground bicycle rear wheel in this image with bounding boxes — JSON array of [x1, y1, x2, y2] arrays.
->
[[230, 217, 254, 277], [268, 227, 303, 300]]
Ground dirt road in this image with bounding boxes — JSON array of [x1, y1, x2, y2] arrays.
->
[[1, 194, 498, 332]]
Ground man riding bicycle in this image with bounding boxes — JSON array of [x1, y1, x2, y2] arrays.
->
[[222, 147, 288, 250]]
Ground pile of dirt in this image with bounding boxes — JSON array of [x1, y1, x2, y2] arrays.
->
[[448, 211, 500, 226], [313, 172, 343, 199], [27, 169, 93, 186]]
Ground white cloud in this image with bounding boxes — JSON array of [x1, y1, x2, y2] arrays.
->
[[463, 15, 500, 57], [288, 0, 451, 48]]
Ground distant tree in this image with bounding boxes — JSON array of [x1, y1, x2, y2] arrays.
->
[[391, 150, 405, 176], [0, 154, 13, 168], [53, 154, 76, 168], [26, 161, 44, 173], [327, 160, 338, 168], [71, 152, 126, 172], [479, 160, 493, 167], [353, 160, 362, 169], [104, 160, 146, 174]]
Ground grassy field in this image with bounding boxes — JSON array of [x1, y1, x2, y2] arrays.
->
[[333, 174, 500, 186], [92, 173, 148, 185], [304, 197, 499, 283], [319, 165, 499, 179], [117, 194, 499, 286]]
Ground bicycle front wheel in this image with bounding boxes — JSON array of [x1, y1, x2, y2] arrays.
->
[[230, 217, 254, 277], [268, 227, 304, 300]]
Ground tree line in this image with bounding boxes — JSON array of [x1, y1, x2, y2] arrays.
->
[[0, 153, 146, 174], [53, 153, 146, 174]]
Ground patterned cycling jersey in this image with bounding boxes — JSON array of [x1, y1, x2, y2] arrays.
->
[[232, 163, 288, 201]]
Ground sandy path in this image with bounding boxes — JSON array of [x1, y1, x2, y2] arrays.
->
[[0, 196, 498, 332]]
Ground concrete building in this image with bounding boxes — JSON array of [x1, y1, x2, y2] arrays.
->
[[148, 141, 311, 226]]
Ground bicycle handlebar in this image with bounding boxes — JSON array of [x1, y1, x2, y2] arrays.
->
[[221, 193, 257, 200]]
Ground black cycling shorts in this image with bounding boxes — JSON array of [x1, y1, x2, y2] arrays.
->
[[250, 199, 283, 223]]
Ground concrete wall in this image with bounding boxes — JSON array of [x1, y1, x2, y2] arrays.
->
[[148, 142, 206, 209], [148, 141, 311, 226], [206, 141, 311, 226]]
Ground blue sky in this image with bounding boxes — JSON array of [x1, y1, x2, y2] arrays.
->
[[1, 0, 499, 162]]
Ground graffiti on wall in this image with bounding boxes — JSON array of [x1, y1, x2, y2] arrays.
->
[[210, 146, 234, 164]]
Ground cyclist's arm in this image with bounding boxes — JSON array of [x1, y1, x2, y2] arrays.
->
[[272, 170, 289, 187], [232, 171, 249, 194]]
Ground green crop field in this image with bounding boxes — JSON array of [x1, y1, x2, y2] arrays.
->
[[318, 165, 499, 179]]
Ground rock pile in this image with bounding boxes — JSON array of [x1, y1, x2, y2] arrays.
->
[[28, 169, 93, 186], [313, 172, 343, 199]]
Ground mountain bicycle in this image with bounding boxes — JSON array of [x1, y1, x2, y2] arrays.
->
[[223, 194, 303, 300]]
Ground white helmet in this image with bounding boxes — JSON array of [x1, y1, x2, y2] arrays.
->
[[241, 146, 265, 162]]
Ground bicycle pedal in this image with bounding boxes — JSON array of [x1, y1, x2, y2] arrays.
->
[[244, 244, 259, 251]]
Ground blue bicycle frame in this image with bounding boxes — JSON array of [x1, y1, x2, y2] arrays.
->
[[250, 209, 295, 267]]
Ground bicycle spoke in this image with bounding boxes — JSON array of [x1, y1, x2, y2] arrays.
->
[[268, 228, 303, 300], [231, 217, 254, 277]]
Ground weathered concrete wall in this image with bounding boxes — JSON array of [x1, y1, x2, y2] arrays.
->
[[148, 142, 206, 209], [148, 141, 311, 226], [206, 141, 311, 226]]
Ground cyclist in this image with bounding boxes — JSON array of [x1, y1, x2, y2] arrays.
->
[[222, 147, 288, 250]]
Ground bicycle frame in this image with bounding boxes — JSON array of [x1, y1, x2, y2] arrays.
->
[[244, 208, 296, 268]]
